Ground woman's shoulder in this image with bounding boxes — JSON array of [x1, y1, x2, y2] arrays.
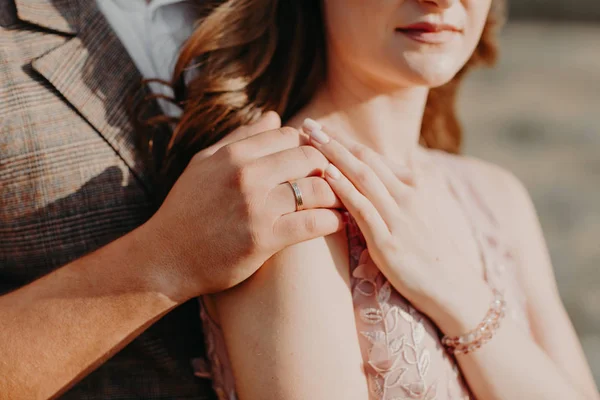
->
[[428, 149, 536, 229], [451, 153, 526, 195]]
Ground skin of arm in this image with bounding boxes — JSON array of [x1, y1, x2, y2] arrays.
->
[[0, 223, 180, 399], [211, 231, 370, 400], [450, 160, 599, 400]]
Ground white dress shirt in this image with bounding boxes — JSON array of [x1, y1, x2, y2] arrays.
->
[[96, 0, 198, 116]]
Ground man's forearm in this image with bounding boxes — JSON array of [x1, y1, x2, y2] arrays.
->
[[0, 223, 180, 400]]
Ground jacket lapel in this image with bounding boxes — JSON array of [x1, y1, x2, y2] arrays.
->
[[16, 0, 152, 189], [15, 0, 78, 34]]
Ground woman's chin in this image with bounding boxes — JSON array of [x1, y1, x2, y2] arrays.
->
[[399, 68, 460, 89], [395, 56, 464, 88]]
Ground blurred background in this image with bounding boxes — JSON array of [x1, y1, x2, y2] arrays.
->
[[460, 0, 600, 385]]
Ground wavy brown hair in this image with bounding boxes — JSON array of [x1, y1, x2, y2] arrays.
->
[[141, 0, 506, 195]]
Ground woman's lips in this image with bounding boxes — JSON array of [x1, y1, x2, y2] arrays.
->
[[396, 22, 462, 45]]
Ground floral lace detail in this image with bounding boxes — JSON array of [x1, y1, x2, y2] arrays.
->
[[355, 262, 438, 399], [348, 216, 472, 400]]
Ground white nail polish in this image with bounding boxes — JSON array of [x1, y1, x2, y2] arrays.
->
[[303, 118, 330, 144], [311, 129, 330, 145], [303, 118, 322, 133]]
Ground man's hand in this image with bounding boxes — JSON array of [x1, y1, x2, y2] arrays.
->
[[0, 112, 345, 399], [143, 112, 345, 300]]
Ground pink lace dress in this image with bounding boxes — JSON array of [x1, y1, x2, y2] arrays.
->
[[193, 153, 534, 399]]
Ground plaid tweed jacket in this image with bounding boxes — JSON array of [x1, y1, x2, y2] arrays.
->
[[0, 1, 214, 398]]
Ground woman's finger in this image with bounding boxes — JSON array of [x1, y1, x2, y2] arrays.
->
[[322, 163, 391, 244], [332, 133, 415, 187], [254, 145, 329, 186], [267, 177, 343, 216], [303, 119, 400, 228], [341, 139, 413, 206]]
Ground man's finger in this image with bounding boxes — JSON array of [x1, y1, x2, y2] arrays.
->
[[267, 177, 343, 217], [221, 127, 312, 164], [252, 145, 329, 186], [273, 209, 346, 248], [201, 111, 282, 157], [245, 111, 281, 136]]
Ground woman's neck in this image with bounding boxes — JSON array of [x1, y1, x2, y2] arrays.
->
[[293, 69, 430, 164]]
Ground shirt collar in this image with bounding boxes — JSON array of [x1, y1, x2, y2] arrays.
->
[[148, 0, 189, 21]]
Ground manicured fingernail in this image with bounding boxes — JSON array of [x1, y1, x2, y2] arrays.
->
[[325, 164, 341, 180], [303, 118, 330, 144], [302, 118, 321, 133], [311, 129, 330, 145]]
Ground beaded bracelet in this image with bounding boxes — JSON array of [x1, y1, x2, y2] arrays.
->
[[441, 289, 506, 355]]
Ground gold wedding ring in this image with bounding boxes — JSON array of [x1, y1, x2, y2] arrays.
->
[[287, 180, 305, 212]]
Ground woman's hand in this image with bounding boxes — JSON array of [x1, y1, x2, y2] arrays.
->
[[303, 119, 493, 335]]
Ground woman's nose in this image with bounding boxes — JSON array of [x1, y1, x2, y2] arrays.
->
[[418, 0, 458, 9]]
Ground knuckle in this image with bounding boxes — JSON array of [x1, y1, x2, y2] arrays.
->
[[219, 143, 244, 164], [299, 145, 327, 167], [355, 167, 371, 186], [303, 214, 319, 235], [231, 163, 254, 190], [310, 178, 328, 201], [190, 148, 209, 163], [354, 145, 372, 162], [240, 205, 268, 248], [298, 145, 318, 161], [356, 203, 374, 223], [232, 125, 251, 139], [248, 222, 266, 250], [236, 218, 256, 247], [277, 126, 300, 140], [231, 186, 255, 218]]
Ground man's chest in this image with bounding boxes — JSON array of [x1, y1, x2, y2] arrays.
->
[[0, 24, 152, 291]]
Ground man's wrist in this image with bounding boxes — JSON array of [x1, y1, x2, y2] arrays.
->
[[127, 220, 194, 305]]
